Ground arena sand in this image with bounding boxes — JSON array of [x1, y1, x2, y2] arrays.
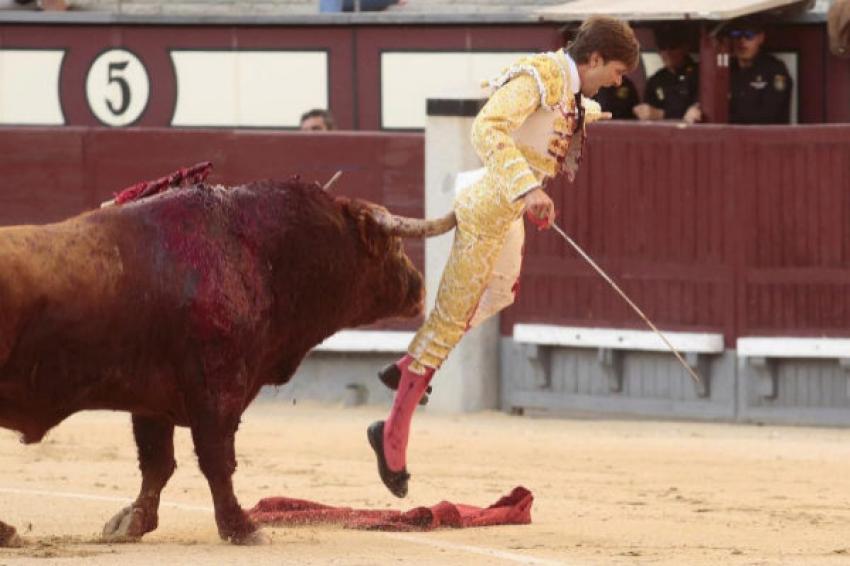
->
[[0, 400, 849, 565]]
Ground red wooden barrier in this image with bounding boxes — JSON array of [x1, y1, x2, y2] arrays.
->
[[2, 125, 849, 342], [0, 128, 423, 223], [503, 122, 850, 346], [735, 126, 850, 338]]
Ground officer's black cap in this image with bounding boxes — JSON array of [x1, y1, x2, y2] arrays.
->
[[723, 16, 766, 36]]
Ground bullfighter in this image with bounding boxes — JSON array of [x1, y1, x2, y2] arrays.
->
[[369, 16, 641, 497]]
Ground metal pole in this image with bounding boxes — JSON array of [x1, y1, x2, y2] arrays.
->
[[551, 222, 703, 387]]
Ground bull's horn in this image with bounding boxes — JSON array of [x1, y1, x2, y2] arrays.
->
[[371, 209, 457, 238]]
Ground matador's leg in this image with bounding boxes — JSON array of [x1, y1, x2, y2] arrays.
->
[[369, 182, 519, 497], [466, 217, 525, 330], [378, 216, 524, 400]]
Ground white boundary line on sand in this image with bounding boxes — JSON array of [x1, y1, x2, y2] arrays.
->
[[0, 486, 571, 565], [0, 486, 211, 512], [385, 533, 570, 566]]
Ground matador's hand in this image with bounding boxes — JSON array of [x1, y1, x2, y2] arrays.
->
[[582, 98, 612, 124], [522, 188, 554, 230]]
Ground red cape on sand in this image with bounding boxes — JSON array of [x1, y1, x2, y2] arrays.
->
[[247, 486, 533, 531]]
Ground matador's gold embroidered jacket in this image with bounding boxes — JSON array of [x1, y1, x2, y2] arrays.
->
[[467, 49, 604, 211], [406, 50, 605, 369]]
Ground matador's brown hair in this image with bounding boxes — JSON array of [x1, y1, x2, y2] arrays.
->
[[567, 16, 640, 70]]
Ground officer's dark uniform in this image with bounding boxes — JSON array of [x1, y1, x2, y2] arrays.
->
[[643, 57, 699, 119], [729, 53, 792, 124], [594, 75, 640, 120]]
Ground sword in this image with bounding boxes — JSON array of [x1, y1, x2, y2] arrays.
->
[[550, 222, 703, 387]]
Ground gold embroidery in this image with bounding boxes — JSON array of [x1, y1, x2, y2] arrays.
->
[[517, 143, 558, 178], [487, 53, 566, 109], [553, 113, 570, 134], [409, 50, 585, 368]]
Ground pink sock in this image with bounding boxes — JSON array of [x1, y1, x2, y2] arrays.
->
[[383, 355, 434, 472]]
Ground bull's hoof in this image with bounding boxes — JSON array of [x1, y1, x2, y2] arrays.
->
[[101, 505, 152, 542], [230, 528, 270, 546], [378, 362, 431, 405], [0, 520, 22, 548], [367, 421, 409, 498]]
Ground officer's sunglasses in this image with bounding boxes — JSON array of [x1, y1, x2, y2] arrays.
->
[[727, 29, 760, 40]]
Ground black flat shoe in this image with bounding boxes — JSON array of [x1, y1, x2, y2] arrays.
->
[[378, 363, 431, 405], [367, 420, 410, 498]]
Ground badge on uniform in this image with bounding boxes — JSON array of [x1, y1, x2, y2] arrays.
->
[[656, 87, 665, 101], [616, 86, 629, 99], [774, 74, 787, 91], [750, 74, 767, 89]]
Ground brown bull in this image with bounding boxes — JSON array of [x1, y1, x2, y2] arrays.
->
[[0, 174, 454, 544]]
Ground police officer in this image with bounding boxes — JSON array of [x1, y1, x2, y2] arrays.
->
[[728, 21, 793, 124], [595, 75, 640, 119], [633, 25, 701, 123]]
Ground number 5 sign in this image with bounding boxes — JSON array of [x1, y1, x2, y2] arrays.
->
[[85, 48, 150, 127]]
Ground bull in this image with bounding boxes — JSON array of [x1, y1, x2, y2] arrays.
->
[[0, 169, 454, 544]]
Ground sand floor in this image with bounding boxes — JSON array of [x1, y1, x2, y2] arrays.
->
[[0, 401, 849, 565]]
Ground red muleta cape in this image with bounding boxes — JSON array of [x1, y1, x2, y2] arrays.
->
[[247, 486, 533, 531]]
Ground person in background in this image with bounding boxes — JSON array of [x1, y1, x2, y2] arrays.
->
[[595, 75, 640, 119], [728, 19, 793, 124], [633, 25, 701, 124], [319, 0, 405, 12], [299, 109, 335, 131]]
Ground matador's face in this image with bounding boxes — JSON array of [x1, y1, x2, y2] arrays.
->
[[580, 53, 630, 97]]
